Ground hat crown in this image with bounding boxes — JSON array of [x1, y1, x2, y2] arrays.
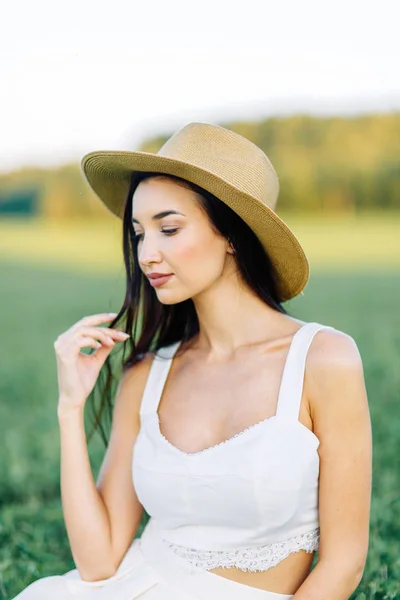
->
[[156, 122, 280, 210]]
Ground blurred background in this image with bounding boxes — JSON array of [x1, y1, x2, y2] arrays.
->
[[1, 1, 399, 598]]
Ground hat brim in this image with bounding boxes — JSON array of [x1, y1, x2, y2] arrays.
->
[[81, 150, 309, 302]]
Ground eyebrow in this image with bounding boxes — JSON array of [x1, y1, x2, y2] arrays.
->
[[131, 210, 186, 224]]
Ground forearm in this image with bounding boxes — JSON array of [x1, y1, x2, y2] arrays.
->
[[291, 558, 364, 600], [58, 407, 115, 582]]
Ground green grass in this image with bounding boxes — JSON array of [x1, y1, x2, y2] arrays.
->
[[0, 259, 399, 599]]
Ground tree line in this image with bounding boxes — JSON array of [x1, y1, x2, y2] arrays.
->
[[0, 112, 398, 219]]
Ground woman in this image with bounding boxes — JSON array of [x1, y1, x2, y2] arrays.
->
[[13, 122, 372, 599]]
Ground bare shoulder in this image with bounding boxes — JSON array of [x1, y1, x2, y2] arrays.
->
[[304, 325, 369, 440], [119, 351, 156, 390], [307, 325, 363, 374], [114, 351, 156, 424]]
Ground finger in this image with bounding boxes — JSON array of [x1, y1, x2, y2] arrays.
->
[[64, 330, 111, 349], [96, 326, 127, 334], [79, 327, 129, 343], [75, 336, 104, 350], [71, 313, 119, 331], [90, 340, 116, 361], [95, 327, 130, 338], [77, 327, 127, 345]]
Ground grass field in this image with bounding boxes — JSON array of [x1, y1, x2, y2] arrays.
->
[[0, 245, 400, 597]]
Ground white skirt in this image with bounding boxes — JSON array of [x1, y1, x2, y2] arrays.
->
[[12, 518, 294, 600]]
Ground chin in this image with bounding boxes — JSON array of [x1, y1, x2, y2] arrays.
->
[[155, 288, 192, 305]]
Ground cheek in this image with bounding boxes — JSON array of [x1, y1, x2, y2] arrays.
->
[[174, 232, 225, 278], [176, 238, 200, 262]]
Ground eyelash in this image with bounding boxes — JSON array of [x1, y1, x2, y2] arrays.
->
[[133, 228, 179, 241]]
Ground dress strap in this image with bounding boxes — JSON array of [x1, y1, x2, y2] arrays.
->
[[139, 340, 182, 418], [275, 322, 335, 420]]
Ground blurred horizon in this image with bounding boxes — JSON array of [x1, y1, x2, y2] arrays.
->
[[1, 103, 399, 176]]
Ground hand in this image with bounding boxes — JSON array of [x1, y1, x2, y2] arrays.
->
[[54, 313, 130, 415]]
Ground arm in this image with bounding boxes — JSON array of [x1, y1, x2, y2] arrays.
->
[[59, 352, 154, 582], [291, 328, 372, 599]]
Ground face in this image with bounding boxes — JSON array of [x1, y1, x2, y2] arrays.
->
[[131, 177, 234, 304]]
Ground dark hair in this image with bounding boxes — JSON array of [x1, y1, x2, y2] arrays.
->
[[87, 171, 290, 446]]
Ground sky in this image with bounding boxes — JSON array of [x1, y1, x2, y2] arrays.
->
[[1, 0, 399, 173]]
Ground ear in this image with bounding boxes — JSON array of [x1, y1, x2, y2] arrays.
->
[[227, 241, 236, 255]]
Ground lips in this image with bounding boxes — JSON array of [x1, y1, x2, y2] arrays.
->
[[147, 273, 174, 287], [147, 273, 173, 279]]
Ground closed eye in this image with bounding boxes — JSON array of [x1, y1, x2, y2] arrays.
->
[[133, 228, 179, 241]]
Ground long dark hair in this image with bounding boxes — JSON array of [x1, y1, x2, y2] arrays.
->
[[86, 171, 290, 446]]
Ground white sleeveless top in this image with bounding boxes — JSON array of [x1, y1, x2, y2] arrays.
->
[[132, 321, 334, 572]]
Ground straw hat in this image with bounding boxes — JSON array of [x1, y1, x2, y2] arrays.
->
[[81, 121, 309, 301]]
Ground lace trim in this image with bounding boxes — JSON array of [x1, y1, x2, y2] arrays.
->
[[163, 527, 320, 572], [156, 414, 277, 456]]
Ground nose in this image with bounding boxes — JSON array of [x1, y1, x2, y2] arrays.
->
[[137, 234, 162, 269]]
